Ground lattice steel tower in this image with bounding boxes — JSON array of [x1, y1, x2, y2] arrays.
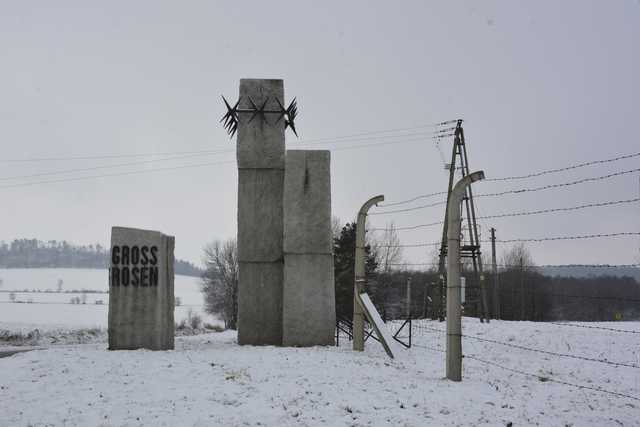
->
[[434, 120, 489, 322]]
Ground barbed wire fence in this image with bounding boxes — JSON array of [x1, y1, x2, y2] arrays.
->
[[363, 126, 640, 403]]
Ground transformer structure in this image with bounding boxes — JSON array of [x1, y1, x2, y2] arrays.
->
[[434, 120, 489, 322]]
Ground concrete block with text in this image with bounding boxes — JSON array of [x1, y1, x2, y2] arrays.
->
[[108, 226, 175, 350]]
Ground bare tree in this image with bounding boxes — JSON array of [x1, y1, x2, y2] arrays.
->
[[331, 215, 343, 241], [201, 238, 238, 330], [500, 243, 538, 320], [501, 243, 536, 272], [371, 222, 403, 274]]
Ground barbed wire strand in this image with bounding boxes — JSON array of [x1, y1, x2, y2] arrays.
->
[[486, 151, 640, 182], [375, 232, 640, 248], [463, 353, 640, 402], [476, 168, 640, 199]]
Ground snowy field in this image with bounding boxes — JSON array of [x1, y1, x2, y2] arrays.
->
[[0, 268, 217, 328], [1, 319, 638, 426]]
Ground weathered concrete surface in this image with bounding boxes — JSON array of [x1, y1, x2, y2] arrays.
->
[[282, 254, 335, 346], [237, 169, 284, 263], [283, 150, 335, 346], [108, 226, 175, 350], [236, 79, 285, 346], [283, 150, 332, 254], [237, 79, 285, 170], [237, 261, 283, 345]]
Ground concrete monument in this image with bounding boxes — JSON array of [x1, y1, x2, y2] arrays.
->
[[108, 226, 175, 350], [236, 79, 285, 345], [283, 150, 335, 346], [227, 78, 335, 347]]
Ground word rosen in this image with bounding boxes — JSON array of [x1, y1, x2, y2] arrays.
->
[[110, 245, 159, 287]]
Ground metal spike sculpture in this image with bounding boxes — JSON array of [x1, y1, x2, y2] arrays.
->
[[221, 95, 298, 138]]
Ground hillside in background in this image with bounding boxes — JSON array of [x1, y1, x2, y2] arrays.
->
[[539, 265, 640, 282], [0, 239, 202, 277]]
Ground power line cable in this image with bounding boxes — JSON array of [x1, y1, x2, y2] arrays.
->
[[0, 151, 233, 182], [0, 135, 432, 189], [0, 149, 230, 163], [0, 160, 236, 189], [1, 124, 440, 163]]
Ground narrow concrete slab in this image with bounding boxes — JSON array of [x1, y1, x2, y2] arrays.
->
[[283, 149, 335, 347], [236, 79, 286, 346]]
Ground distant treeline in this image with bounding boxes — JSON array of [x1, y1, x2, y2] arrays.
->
[[0, 239, 202, 277], [370, 269, 640, 322]]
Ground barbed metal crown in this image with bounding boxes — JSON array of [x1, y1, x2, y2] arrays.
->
[[221, 95, 298, 138]]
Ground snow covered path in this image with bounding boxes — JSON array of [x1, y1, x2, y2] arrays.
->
[[1, 320, 639, 426]]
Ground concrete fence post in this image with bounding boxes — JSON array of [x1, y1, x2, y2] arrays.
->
[[446, 171, 485, 381]]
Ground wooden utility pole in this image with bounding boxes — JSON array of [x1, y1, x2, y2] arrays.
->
[[353, 195, 385, 352], [519, 256, 525, 321], [422, 281, 430, 318], [490, 228, 500, 319], [406, 277, 412, 319]]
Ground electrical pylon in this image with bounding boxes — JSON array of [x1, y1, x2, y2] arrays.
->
[[434, 120, 489, 322]]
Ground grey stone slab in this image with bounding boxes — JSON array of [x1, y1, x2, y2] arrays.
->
[[237, 261, 283, 346], [108, 226, 175, 350], [237, 79, 285, 170], [237, 168, 284, 263], [282, 254, 336, 347], [283, 150, 332, 255]]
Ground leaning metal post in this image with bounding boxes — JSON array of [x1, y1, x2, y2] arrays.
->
[[353, 195, 385, 351], [446, 171, 485, 381]]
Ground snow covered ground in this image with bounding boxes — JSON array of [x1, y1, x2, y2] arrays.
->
[[0, 268, 217, 327], [1, 319, 638, 426]]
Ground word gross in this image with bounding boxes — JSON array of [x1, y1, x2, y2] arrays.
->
[[109, 245, 159, 287]]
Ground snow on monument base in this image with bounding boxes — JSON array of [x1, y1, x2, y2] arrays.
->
[[108, 226, 175, 350]]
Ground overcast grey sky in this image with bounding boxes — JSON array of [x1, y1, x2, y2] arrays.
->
[[1, 1, 638, 267]]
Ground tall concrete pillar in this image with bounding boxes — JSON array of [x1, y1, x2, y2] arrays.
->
[[108, 226, 175, 350], [283, 150, 335, 346], [237, 79, 285, 345]]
